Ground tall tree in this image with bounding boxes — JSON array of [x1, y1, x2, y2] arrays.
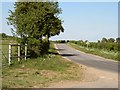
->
[[7, 2, 64, 56]]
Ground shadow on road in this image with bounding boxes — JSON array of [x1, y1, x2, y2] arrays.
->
[[49, 48, 78, 57], [60, 54, 78, 57], [55, 48, 78, 57], [49, 52, 59, 55]]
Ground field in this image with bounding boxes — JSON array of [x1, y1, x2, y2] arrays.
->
[[2, 40, 84, 88]]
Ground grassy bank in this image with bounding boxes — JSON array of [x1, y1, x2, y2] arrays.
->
[[2, 41, 84, 88], [68, 42, 118, 61]]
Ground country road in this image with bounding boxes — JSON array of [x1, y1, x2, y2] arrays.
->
[[52, 43, 118, 88]]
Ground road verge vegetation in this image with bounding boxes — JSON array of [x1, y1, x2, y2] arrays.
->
[[67, 42, 118, 61], [2, 40, 84, 88]]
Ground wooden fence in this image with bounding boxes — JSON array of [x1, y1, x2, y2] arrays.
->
[[8, 43, 27, 65]]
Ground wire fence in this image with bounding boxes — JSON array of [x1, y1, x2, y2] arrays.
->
[[0, 44, 9, 67]]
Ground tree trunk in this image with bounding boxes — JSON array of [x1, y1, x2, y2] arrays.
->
[[45, 33, 50, 49]]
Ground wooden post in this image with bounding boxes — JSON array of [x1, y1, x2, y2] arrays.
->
[[86, 42, 89, 49], [87, 44, 88, 48], [18, 43, 20, 62], [86, 42, 89, 50], [25, 44, 27, 61], [8, 44, 11, 65]]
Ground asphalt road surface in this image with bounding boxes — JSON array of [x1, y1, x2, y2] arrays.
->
[[55, 43, 118, 73], [54, 43, 118, 88]]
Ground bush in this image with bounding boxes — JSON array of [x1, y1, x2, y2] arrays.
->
[[55, 40, 66, 43], [69, 38, 118, 52], [15, 39, 49, 58]]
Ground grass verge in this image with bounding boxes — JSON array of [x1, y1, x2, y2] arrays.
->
[[2, 41, 84, 88], [68, 42, 118, 61]]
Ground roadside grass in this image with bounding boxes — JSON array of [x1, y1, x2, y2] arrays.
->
[[2, 41, 84, 88], [68, 42, 118, 61], [1, 39, 17, 66]]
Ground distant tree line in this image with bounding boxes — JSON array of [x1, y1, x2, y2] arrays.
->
[[55, 40, 66, 43], [66, 37, 120, 52], [0, 33, 15, 40]]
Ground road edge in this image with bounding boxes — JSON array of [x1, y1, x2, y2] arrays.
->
[[67, 43, 118, 63]]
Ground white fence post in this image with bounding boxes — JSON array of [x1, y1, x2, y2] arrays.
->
[[8, 44, 11, 65], [18, 43, 20, 62], [25, 44, 27, 61], [8, 43, 28, 64], [86, 41, 89, 49]]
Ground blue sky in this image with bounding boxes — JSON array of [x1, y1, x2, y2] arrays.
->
[[1, 2, 118, 42]]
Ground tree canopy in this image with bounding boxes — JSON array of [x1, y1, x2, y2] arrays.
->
[[7, 2, 64, 56]]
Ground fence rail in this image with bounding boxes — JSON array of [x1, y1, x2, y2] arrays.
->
[[1, 43, 42, 66], [8, 43, 28, 65]]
